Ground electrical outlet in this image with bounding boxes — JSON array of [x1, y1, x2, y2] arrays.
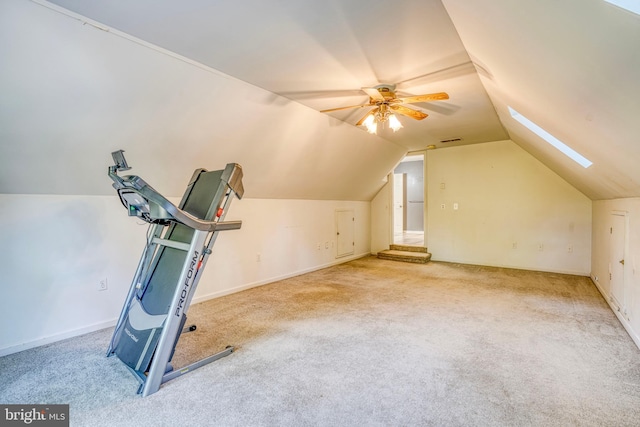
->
[[256, 253, 261, 262], [567, 244, 573, 253], [440, 204, 446, 209], [512, 242, 517, 249], [98, 278, 108, 291], [538, 243, 544, 251], [316, 243, 321, 250]]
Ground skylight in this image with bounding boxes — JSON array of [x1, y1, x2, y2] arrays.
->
[[508, 107, 593, 168], [603, 0, 640, 15]]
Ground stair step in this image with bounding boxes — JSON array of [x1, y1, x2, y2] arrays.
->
[[389, 244, 429, 253], [377, 249, 432, 264]]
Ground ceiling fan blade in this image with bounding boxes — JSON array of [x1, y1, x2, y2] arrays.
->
[[395, 92, 449, 104], [362, 87, 386, 102], [320, 104, 371, 113], [390, 105, 428, 120], [356, 108, 379, 126]]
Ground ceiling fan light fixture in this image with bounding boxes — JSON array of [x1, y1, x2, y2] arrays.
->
[[322, 85, 448, 135], [366, 121, 378, 134], [362, 114, 377, 134], [389, 114, 403, 132], [363, 114, 375, 127]]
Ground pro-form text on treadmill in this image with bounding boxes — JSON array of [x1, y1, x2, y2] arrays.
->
[[175, 251, 199, 317]]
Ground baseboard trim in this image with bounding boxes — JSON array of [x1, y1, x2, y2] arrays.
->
[[430, 256, 589, 277], [590, 275, 640, 351], [0, 319, 117, 358], [0, 252, 371, 357]]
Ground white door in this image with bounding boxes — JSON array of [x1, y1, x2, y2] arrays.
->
[[336, 209, 354, 258], [393, 173, 405, 234], [610, 213, 626, 313]]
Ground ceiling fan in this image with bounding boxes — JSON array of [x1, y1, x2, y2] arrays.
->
[[320, 84, 449, 133]]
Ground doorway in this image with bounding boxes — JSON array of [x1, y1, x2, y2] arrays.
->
[[393, 173, 406, 235], [610, 212, 627, 316], [392, 153, 425, 247]]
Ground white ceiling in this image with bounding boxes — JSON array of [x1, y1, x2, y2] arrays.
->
[[443, 0, 640, 200], [45, 0, 509, 151], [3, 0, 639, 200]]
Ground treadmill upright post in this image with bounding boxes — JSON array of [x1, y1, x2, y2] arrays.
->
[[141, 228, 209, 397]]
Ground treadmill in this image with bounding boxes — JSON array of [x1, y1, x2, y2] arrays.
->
[[106, 150, 244, 396]]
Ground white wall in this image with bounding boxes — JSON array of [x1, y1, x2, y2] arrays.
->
[[427, 140, 592, 275], [592, 198, 640, 348], [0, 194, 370, 356], [370, 180, 391, 255]]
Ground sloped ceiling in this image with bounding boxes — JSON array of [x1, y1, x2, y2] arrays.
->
[[441, 0, 640, 200], [0, 0, 406, 200], [43, 0, 508, 151], [1, 0, 639, 200]]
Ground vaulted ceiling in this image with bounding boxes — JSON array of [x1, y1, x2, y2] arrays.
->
[[1, 0, 639, 200], [44, 0, 509, 151]]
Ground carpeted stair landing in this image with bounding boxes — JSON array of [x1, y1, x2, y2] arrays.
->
[[377, 244, 431, 264]]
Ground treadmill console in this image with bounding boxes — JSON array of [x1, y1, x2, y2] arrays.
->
[[108, 151, 172, 225]]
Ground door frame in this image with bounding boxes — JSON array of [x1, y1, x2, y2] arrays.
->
[[610, 210, 629, 319], [389, 150, 427, 247], [393, 172, 406, 235]]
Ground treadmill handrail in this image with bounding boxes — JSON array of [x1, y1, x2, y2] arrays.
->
[[109, 167, 241, 232]]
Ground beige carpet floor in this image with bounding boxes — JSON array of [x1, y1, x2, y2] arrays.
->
[[1, 257, 639, 426]]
